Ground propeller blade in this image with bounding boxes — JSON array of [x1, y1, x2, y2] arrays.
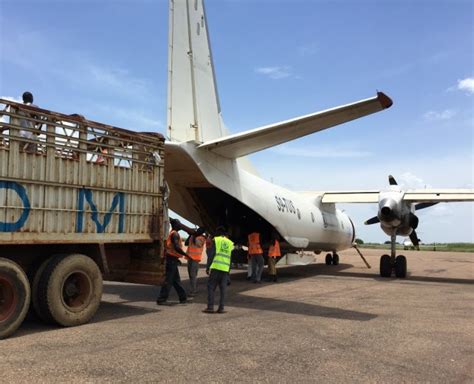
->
[[388, 175, 398, 185], [415, 202, 438, 210], [365, 216, 380, 225], [409, 230, 420, 250]]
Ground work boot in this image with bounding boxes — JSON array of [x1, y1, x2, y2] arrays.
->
[[217, 308, 226, 314], [202, 308, 214, 314], [156, 298, 166, 305]]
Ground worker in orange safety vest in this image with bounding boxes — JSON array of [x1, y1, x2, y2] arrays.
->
[[157, 218, 189, 305], [185, 227, 206, 296], [248, 231, 264, 283], [266, 231, 281, 282]]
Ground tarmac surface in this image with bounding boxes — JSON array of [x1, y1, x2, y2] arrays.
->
[[1, 248, 473, 383]]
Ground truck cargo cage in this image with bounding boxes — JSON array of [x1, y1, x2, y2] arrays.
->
[[1, 98, 167, 287], [0, 98, 166, 243]]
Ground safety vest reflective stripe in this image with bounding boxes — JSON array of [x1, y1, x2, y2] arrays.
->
[[268, 240, 281, 257], [166, 230, 183, 258], [210, 236, 234, 272], [248, 232, 263, 255], [186, 235, 205, 261]]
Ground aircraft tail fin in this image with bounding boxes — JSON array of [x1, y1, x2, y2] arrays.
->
[[167, 0, 227, 143]]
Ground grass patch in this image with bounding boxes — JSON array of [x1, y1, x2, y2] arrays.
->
[[360, 243, 474, 253]]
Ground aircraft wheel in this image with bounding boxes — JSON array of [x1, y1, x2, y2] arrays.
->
[[325, 254, 333, 265], [395, 255, 407, 278], [37, 254, 103, 327], [332, 253, 339, 266], [0, 258, 31, 340], [380, 254, 392, 277]]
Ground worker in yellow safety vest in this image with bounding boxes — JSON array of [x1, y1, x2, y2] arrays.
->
[[248, 231, 264, 283], [203, 226, 234, 314], [185, 227, 206, 296], [267, 231, 281, 282], [157, 218, 189, 305]]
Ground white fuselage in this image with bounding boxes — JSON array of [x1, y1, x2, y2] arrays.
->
[[165, 142, 354, 252]]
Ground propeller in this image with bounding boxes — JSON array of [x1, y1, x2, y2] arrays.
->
[[365, 216, 380, 225], [409, 230, 420, 250], [415, 202, 438, 210]]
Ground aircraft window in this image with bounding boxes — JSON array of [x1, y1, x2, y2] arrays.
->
[[297, 208, 301, 220], [194, 0, 198, 11], [322, 212, 338, 228], [311, 212, 315, 223], [197, 22, 200, 35]]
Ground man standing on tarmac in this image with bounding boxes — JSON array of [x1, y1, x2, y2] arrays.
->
[[248, 230, 264, 283], [157, 218, 189, 305], [203, 226, 234, 314], [185, 227, 206, 297], [267, 231, 281, 282]]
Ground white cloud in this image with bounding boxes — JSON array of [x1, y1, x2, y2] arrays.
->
[[398, 172, 431, 189], [423, 109, 456, 121], [457, 77, 474, 94], [89, 104, 163, 131], [298, 43, 318, 57], [271, 144, 373, 158], [255, 66, 292, 80], [0, 96, 22, 103]]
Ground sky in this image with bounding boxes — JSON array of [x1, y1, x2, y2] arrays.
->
[[1, 0, 473, 243]]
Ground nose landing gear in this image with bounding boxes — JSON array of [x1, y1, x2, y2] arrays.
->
[[380, 233, 407, 278], [325, 252, 339, 266]]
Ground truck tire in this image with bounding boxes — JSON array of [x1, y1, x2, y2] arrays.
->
[[0, 258, 31, 339], [31, 256, 54, 323], [37, 254, 103, 327]]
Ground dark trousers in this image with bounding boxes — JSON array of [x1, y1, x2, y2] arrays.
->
[[207, 269, 228, 310], [158, 255, 187, 302]]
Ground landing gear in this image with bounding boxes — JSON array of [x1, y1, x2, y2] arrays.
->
[[380, 255, 392, 277], [379, 233, 407, 278], [325, 253, 339, 266], [395, 255, 407, 278], [325, 253, 332, 265]]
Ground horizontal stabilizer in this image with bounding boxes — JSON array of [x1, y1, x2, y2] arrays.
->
[[198, 92, 392, 158], [321, 191, 380, 203]]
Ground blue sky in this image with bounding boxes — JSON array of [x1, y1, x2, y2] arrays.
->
[[1, 0, 473, 242]]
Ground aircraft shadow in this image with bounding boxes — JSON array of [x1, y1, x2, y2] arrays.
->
[[317, 267, 474, 285], [103, 263, 377, 322]]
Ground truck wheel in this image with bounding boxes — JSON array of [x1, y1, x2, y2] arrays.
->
[[0, 258, 31, 339], [31, 257, 54, 323], [37, 254, 103, 327]]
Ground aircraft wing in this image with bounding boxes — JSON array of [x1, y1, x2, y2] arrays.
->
[[198, 92, 392, 158], [320, 189, 474, 204], [402, 189, 474, 202]]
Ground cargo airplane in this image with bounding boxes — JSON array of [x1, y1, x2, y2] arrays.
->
[[164, 0, 474, 278]]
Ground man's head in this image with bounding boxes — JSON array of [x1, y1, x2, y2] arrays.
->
[[215, 226, 227, 237], [22, 91, 33, 104], [169, 218, 181, 230], [196, 227, 206, 236]]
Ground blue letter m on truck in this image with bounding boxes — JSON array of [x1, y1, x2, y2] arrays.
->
[[76, 189, 125, 233]]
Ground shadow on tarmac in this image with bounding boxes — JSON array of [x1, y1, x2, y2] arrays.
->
[[103, 263, 377, 321], [11, 297, 159, 339]]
